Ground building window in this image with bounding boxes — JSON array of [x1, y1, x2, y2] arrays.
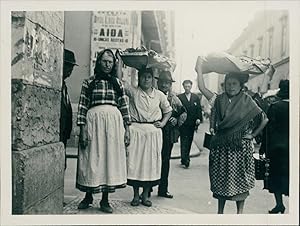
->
[[267, 83, 271, 90], [257, 37, 263, 57], [249, 44, 255, 57], [280, 15, 288, 57], [268, 27, 274, 59]]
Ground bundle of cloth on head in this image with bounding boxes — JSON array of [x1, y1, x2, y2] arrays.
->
[[118, 46, 176, 72], [199, 51, 272, 75]]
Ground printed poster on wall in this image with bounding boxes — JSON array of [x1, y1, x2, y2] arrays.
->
[[90, 11, 133, 72]]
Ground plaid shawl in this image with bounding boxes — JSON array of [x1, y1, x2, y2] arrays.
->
[[211, 91, 262, 149]]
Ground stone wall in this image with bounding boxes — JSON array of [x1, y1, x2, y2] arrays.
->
[[11, 11, 65, 214]]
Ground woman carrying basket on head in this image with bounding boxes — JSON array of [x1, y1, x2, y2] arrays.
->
[[116, 52, 172, 207]]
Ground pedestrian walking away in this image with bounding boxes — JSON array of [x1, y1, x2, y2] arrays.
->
[[116, 56, 172, 207], [76, 49, 131, 213], [157, 70, 187, 198], [60, 49, 78, 170], [195, 56, 269, 214], [260, 80, 289, 214], [178, 80, 203, 168]]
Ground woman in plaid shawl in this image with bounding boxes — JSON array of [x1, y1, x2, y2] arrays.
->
[[195, 56, 269, 214]]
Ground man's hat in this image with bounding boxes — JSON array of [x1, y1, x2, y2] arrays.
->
[[157, 70, 175, 82], [64, 49, 78, 66]]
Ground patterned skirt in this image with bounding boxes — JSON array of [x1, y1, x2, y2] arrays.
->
[[76, 105, 127, 193], [209, 139, 255, 201], [127, 123, 162, 187]]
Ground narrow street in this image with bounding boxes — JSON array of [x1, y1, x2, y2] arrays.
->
[[63, 120, 289, 214], [6, 8, 295, 224]]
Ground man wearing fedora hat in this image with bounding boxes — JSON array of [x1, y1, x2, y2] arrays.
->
[[156, 70, 187, 198], [60, 49, 78, 169]]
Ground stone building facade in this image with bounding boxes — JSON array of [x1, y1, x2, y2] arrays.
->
[[227, 10, 289, 93], [11, 11, 65, 214]]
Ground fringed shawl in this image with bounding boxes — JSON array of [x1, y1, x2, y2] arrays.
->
[[210, 91, 262, 149]]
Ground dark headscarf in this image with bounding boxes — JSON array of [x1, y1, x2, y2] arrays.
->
[[94, 49, 117, 77], [88, 49, 122, 97], [277, 79, 289, 99]]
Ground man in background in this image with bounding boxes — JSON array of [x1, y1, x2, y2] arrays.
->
[[178, 80, 203, 168], [157, 71, 187, 198], [60, 49, 78, 169]]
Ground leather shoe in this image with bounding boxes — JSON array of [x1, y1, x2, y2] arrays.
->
[[130, 199, 140, 206], [158, 192, 173, 199], [184, 162, 190, 168], [78, 197, 93, 209], [269, 205, 285, 214], [100, 201, 113, 213], [141, 199, 152, 207], [139, 191, 151, 200]]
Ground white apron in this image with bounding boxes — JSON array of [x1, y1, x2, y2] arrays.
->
[[76, 105, 126, 192]]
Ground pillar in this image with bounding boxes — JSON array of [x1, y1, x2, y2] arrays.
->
[[11, 11, 65, 214]]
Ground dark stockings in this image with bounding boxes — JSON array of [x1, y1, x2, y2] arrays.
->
[[236, 200, 245, 214], [85, 192, 93, 200], [217, 199, 245, 214], [217, 199, 226, 214], [132, 185, 151, 202], [133, 186, 140, 201], [274, 192, 284, 208], [141, 186, 151, 201], [101, 191, 109, 204]]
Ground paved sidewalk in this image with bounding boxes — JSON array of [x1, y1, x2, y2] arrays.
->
[[64, 141, 201, 215], [64, 140, 201, 214], [63, 196, 194, 214]]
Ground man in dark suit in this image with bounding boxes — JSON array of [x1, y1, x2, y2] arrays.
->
[[60, 49, 78, 169], [178, 80, 203, 168]]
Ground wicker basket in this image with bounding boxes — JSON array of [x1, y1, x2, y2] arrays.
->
[[119, 51, 149, 70]]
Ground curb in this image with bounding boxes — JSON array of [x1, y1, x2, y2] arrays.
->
[[170, 149, 202, 159], [170, 141, 203, 159]]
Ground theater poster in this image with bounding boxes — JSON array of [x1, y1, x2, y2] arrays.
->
[[90, 11, 140, 72]]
